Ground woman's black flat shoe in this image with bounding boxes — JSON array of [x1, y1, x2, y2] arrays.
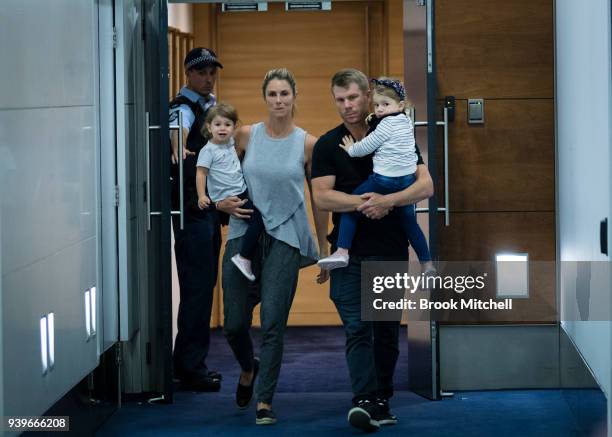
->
[[236, 358, 259, 409]]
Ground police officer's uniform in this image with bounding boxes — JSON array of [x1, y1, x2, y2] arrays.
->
[[169, 48, 223, 391]]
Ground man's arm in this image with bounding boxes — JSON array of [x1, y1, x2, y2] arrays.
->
[[169, 105, 195, 164], [170, 128, 190, 164], [304, 135, 330, 257], [311, 175, 363, 213], [357, 163, 434, 218]]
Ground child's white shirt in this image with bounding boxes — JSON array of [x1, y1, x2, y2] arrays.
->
[[196, 139, 247, 202], [347, 113, 418, 177]]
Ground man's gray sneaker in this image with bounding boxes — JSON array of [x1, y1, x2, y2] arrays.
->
[[375, 398, 398, 425], [348, 399, 380, 432]]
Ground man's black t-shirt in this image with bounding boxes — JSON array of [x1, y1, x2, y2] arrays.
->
[[311, 123, 424, 258]]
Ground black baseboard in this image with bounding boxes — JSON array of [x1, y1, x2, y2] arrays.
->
[[559, 328, 608, 436], [24, 345, 120, 437]]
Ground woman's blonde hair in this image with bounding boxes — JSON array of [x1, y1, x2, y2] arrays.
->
[[201, 102, 239, 139], [262, 68, 297, 116]]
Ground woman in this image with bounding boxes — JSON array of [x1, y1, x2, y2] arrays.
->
[[216, 68, 329, 425]]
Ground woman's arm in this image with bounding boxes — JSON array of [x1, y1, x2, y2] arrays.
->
[[216, 196, 253, 219], [215, 125, 253, 218], [233, 124, 252, 159]]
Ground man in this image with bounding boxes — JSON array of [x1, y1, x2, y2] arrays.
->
[[169, 47, 224, 392], [311, 69, 434, 432]]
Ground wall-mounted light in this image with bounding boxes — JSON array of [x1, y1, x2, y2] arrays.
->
[[40, 316, 48, 375], [222, 2, 268, 12], [84, 286, 97, 339], [85, 289, 91, 338], [47, 312, 55, 369], [285, 1, 331, 11], [90, 287, 97, 336], [495, 253, 529, 298]]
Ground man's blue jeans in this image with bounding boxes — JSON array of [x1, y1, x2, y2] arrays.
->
[[330, 254, 400, 401]]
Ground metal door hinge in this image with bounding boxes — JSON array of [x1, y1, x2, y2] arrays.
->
[[114, 185, 120, 207], [112, 26, 118, 49]]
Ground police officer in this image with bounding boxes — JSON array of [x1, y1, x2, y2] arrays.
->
[[169, 47, 223, 391]]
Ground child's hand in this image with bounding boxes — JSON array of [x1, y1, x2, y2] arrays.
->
[[365, 113, 375, 124], [198, 195, 211, 210], [339, 135, 354, 153]]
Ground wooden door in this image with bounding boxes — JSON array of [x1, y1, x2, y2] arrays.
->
[[194, 1, 403, 326], [435, 0, 556, 322]]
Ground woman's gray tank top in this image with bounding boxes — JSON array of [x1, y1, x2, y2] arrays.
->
[[227, 122, 318, 265]]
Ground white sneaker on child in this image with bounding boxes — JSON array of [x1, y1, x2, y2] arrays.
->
[[422, 261, 436, 275], [317, 252, 349, 271], [231, 254, 256, 281]]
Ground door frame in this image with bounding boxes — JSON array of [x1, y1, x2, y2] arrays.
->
[[404, 0, 441, 401]]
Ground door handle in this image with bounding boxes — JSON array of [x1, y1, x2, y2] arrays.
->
[[146, 111, 184, 231], [601, 218, 608, 256], [413, 106, 450, 226]]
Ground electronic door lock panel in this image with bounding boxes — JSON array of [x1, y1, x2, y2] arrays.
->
[[444, 96, 455, 122], [467, 98, 484, 124]]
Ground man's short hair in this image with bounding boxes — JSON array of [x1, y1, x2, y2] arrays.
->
[[331, 69, 369, 93]]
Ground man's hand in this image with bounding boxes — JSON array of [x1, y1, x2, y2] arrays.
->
[[316, 245, 330, 284], [216, 196, 253, 219], [171, 144, 195, 164], [339, 135, 354, 154], [316, 268, 330, 284], [357, 192, 394, 219], [198, 195, 211, 210]]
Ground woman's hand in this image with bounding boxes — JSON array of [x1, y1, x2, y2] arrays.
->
[[357, 192, 394, 219], [216, 196, 253, 219]]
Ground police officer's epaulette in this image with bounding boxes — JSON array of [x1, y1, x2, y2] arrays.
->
[[169, 94, 201, 117]]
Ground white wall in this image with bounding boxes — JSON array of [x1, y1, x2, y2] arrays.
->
[[0, 0, 100, 415], [168, 3, 193, 33], [556, 0, 612, 409]]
